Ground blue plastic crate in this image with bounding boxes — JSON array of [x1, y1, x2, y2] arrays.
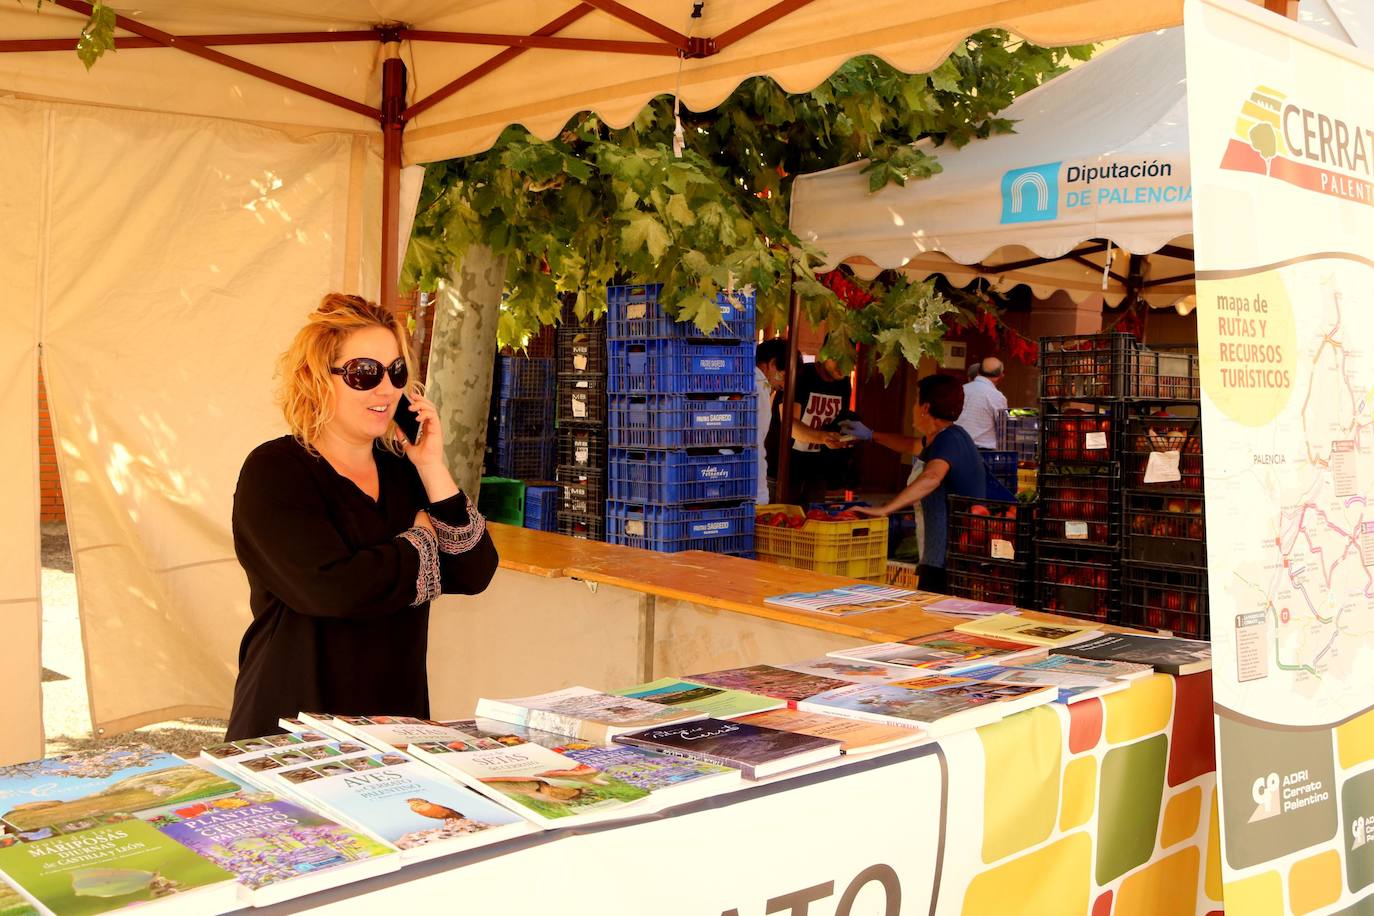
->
[[498, 356, 556, 399], [609, 447, 757, 504], [996, 410, 1040, 463], [494, 436, 554, 481], [606, 500, 755, 554], [981, 450, 1019, 494], [523, 485, 560, 531], [607, 284, 755, 341], [608, 338, 755, 394], [609, 393, 756, 449]]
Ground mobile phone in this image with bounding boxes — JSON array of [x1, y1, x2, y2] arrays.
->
[[393, 394, 422, 444]]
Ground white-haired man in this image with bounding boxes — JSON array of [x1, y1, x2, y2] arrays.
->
[[956, 357, 1008, 449]]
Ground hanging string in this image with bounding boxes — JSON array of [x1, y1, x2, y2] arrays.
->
[[673, 3, 705, 158]]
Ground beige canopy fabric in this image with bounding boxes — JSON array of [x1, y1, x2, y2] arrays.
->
[[0, 101, 45, 766], [0, 0, 1184, 166], [0, 96, 382, 760]]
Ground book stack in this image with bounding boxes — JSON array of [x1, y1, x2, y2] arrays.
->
[[604, 283, 758, 556]]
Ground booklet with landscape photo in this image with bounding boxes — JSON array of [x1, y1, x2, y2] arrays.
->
[[733, 708, 927, 756], [682, 665, 850, 705], [475, 687, 706, 742], [1050, 633, 1212, 676], [613, 678, 783, 719], [0, 873, 35, 916], [799, 676, 1055, 736], [953, 614, 1100, 647], [0, 818, 239, 916], [0, 745, 241, 834], [614, 718, 842, 780], [923, 597, 1019, 618], [152, 794, 398, 906], [956, 664, 1129, 704], [763, 584, 921, 616], [545, 743, 740, 806], [1008, 654, 1154, 682], [776, 656, 912, 685], [407, 741, 651, 828], [311, 716, 493, 754], [263, 754, 534, 863], [827, 631, 1044, 674]]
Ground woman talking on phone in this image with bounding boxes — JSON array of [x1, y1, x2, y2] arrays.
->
[[224, 293, 497, 740]]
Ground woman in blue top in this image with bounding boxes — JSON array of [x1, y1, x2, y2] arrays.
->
[[855, 374, 985, 593]]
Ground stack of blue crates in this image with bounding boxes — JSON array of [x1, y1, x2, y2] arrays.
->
[[523, 484, 559, 532], [605, 284, 758, 556], [492, 356, 555, 481]]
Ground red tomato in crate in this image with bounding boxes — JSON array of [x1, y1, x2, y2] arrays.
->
[[970, 504, 991, 517]]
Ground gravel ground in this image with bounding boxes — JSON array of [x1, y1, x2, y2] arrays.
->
[[41, 522, 228, 758]]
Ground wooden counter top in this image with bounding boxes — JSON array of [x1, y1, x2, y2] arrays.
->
[[491, 523, 1120, 644]]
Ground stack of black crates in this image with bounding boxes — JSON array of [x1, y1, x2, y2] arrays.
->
[[1119, 347, 1208, 638], [1034, 333, 1134, 624], [945, 496, 1036, 606], [604, 284, 758, 555], [489, 356, 555, 480], [555, 314, 609, 541]]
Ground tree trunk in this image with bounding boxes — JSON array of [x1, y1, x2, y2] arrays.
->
[[425, 245, 506, 500]]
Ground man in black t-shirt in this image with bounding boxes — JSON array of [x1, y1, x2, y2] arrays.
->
[[786, 358, 853, 504]]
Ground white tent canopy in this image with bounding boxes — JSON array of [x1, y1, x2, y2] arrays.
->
[[1, 1, 1186, 165], [789, 0, 1358, 308]]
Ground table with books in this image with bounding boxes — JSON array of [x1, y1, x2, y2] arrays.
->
[[0, 603, 1220, 915]]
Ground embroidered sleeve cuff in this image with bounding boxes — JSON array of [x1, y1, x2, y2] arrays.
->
[[398, 527, 441, 605], [432, 498, 487, 555]]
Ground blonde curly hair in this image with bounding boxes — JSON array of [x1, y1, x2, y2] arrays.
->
[[277, 293, 418, 455]]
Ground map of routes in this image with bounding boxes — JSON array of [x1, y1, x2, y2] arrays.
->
[[1203, 259, 1374, 725]]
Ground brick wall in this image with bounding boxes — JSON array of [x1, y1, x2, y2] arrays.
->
[[37, 368, 63, 522]]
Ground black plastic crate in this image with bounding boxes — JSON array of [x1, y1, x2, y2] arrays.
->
[[1036, 466, 1121, 547], [556, 465, 607, 516], [947, 496, 1035, 565], [1039, 333, 1137, 400], [1121, 561, 1209, 639], [496, 396, 555, 439], [558, 427, 607, 470], [946, 556, 1035, 608], [1035, 544, 1119, 624], [1123, 411, 1204, 493], [557, 378, 608, 427], [558, 509, 606, 542], [557, 324, 607, 380], [1123, 490, 1207, 567], [1039, 404, 1121, 465], [1126, 346, 1201, 401], [498, 356, 556, 400]]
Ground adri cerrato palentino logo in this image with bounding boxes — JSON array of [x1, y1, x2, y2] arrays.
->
[[1250, 768, 1329, 823], [1355, 815, 1373, 850], [1000, 162, 1061, 223], [1224, 84, 1374, 205]]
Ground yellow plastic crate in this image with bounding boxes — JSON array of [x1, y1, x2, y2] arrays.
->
[[1017, 467, 1038, 496], [753, 504, 889, 582]]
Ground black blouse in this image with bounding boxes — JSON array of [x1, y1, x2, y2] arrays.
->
[[224, 436, 497, 740]]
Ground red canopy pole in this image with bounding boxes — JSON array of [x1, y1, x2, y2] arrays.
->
[[776, 278, 803, 502], [380, 38, 406, 311]]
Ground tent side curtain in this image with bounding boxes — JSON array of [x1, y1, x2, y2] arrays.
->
[[0, 102, 45, 766], [0, 95, 384, 738], [0, 0, 1183, 165]]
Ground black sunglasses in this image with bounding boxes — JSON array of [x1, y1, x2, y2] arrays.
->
[[330, 356, 408, 391]]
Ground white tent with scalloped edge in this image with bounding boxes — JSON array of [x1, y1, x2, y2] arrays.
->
[[789, 0, 1359, 309]]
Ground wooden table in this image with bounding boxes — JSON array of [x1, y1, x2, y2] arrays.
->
[[425, 524, 1119, 719]]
